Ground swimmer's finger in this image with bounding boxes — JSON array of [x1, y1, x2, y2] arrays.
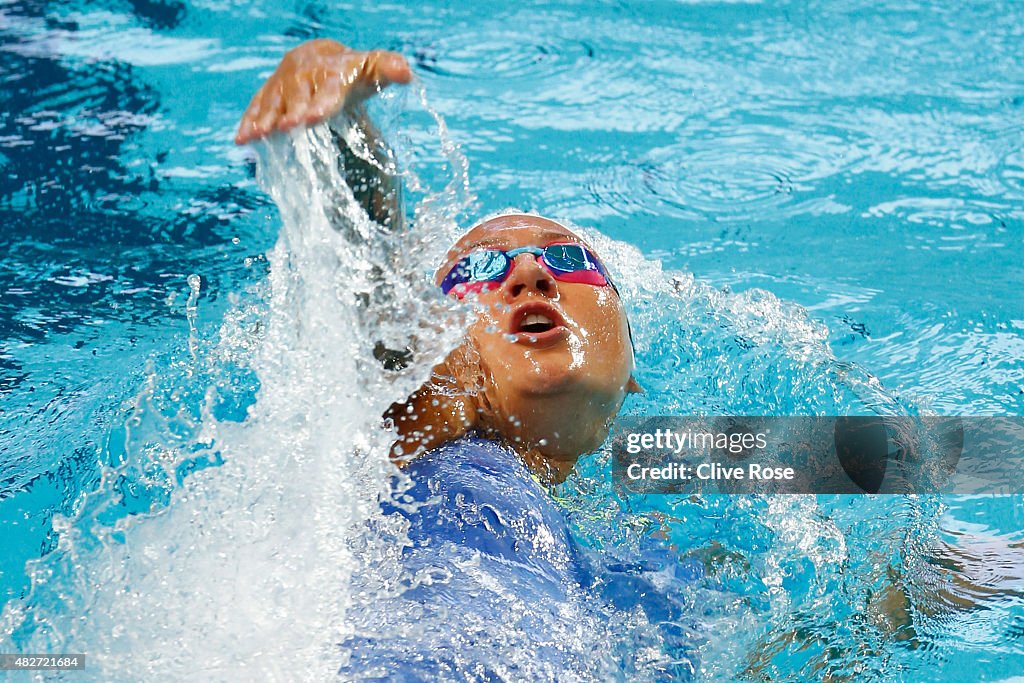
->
[[235, 93, 261, 144], [235, 119, 253, 145], [306, 71, 345, 123], [253, 85, 284, 140], [367, 51, 412, 88], [236, 81, 273, 144], [279, 74, 314, 129], [348, 51, 412, 105]]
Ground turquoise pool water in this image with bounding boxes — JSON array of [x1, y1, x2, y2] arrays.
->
[[1, 0, 1022, 680]]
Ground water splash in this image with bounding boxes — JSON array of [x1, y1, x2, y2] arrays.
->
[[3, 84, 472, 680], [2, 79, 934, 683]]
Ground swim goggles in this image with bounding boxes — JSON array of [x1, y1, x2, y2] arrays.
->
[[440, 243, 613, 299]]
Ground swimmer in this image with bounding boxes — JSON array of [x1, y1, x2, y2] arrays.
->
[[238, 43, 700, 679], [236, 39, 641, 484], [236, 42, 1021, 678]]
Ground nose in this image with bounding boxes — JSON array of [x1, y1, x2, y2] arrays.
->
[[502, 253, 556, 301]]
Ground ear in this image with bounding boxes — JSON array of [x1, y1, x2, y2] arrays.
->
[[626, 376, 644, 394]]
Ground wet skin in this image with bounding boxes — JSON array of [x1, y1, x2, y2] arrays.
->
[[439, 215, 637, 482], [236, 40, 637, 482], [235, 39, 411, 144]]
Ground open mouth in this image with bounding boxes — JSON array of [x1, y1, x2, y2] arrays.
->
[[508, 303, 568, 345], [519, 313, 556, 334]]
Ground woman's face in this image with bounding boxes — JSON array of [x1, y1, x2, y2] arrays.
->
[[440, 214, 635, 464]]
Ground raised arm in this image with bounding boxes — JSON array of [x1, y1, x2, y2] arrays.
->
[[235, 39, 412, 229]]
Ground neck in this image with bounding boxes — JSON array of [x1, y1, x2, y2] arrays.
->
[[519, 447, 577, 485]]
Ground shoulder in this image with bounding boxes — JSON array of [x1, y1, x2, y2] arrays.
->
[[397, 435, 549, 518], [408, 435, 531, 485], [387, 435, 583, 580]]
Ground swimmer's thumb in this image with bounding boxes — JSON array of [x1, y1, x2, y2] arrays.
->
[[368, 51, 413, 87]]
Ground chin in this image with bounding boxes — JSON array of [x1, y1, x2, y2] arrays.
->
[[510, 358, 582, 396]]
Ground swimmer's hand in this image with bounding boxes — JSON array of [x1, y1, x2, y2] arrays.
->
[[234, 39, 412, 144]]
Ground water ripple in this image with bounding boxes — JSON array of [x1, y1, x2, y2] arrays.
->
[[414, 32, 595, 82], [584, 127, 852, 221]]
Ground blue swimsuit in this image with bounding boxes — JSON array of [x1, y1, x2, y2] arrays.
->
[[341, 435, 700, 680], [385, 435, 589, 591]]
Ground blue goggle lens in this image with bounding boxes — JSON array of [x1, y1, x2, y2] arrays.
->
[[441, 243, 611, 295], [457, 250, 510, 281], [541, 244, 594, 273]]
